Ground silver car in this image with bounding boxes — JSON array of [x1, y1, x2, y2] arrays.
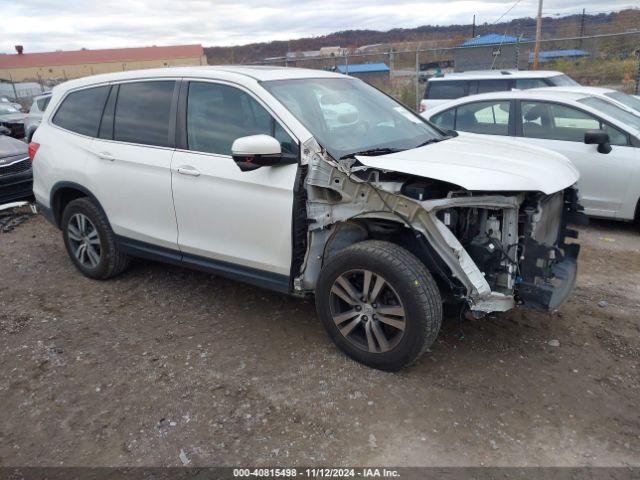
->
[[25, 92, 52, 142]]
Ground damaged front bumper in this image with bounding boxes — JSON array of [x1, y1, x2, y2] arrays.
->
[[515, 187, 586, 310]]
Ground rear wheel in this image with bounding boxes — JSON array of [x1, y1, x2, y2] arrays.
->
[[61, 197, 130, 279], [315, 240, 442, 371]]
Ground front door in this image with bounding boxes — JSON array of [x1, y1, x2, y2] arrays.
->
[[170, 80, 300, 278]]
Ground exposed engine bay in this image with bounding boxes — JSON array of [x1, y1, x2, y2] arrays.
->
[[294, 138, 585, 314]]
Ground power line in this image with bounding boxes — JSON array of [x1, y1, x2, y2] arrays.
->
[[489, 0, 525, 26]]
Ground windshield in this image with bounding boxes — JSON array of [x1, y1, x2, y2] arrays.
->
[[262, 77, 444, 159], [604, 91, 640, 114], [548, 74, 579, 87], [578, 96, 640, 132], [0, 104, 20, 114]]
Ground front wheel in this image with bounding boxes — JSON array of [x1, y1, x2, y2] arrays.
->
[[315, 240, 442, 371]]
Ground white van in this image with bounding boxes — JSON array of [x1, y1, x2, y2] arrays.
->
[[420, 70, 578, 113], [31, 66, 583, 370]]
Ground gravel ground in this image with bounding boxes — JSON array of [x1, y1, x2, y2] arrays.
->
[[0, 208, 638, 467]]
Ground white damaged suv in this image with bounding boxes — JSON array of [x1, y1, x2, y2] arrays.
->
[[31, 66, 585, 370]]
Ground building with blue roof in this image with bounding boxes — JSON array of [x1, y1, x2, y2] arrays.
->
[[336, 62, 390, 83], [528, 49, 589, 64], [460, 34, 529, 47], [454, 33, 530, 71], [336, 62, 390, 74]]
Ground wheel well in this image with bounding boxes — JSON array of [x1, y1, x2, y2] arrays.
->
[[52, 187, 87, 226], [327, 219, 458, 295]]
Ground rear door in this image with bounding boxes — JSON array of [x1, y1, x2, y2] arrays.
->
[[88, 80, 179, 248], [515, 100, 634, 218], [170, 80, 300, 278]]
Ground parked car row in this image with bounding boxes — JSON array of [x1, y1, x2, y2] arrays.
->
[[0, 92, 51, 206], [0, 92, 52, 142]]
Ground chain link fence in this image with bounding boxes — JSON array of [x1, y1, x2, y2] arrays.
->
[[253, 31, 640, 111], [2, 31, 638, 113]]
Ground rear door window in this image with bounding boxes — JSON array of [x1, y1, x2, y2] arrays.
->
[[476, 79, 511, 93], [113, 81, 175, 147], [52, 86, 110, 137], [521, 101, 606, 142], [515, 78, 548, 89], [426, 81, 467, 100]]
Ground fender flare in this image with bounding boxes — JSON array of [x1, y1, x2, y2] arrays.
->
[[50, 181, 110, 229]]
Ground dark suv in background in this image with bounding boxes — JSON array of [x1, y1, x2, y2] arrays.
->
[[0, 131, 32, 204]]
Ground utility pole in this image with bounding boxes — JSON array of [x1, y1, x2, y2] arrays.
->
[[578, 8, 586, 48], [532, 0, 543, 69], [635, 49, 640, 95], [472, 15, 476, 37]]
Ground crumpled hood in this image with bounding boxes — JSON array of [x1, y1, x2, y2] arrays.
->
[[356, 132, 579, 195]]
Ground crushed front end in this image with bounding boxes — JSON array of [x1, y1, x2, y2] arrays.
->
[[296, 140, 585, 314]]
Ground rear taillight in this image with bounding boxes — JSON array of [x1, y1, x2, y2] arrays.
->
[[419, 103, 425, 113], [28, 142, 40, 162]]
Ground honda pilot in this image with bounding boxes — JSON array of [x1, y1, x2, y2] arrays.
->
[[31, 66, 584, 370]]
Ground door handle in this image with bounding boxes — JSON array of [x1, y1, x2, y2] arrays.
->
[[176, 166, 200, 177], [97, 152, 115, 161]]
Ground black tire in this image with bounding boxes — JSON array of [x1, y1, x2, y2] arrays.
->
[[315, 240, 442, 371], [61, 197, 130, 280]]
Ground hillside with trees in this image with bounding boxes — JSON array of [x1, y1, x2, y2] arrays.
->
[[204, 8, 639, 64]]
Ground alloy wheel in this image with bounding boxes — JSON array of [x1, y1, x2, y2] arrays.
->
[[329, 269, 407, 353], [67, 213, 102, 268]]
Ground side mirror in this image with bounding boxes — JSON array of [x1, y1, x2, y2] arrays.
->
[[231, 134, 285, 171], [584, 130, 612, 154], [0, 126, 10, 136]]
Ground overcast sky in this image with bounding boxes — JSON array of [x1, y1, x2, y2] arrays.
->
[[0, 0, 635, 54]]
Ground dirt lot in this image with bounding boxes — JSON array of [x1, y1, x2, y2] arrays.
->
[[0, 208, 639, 467]]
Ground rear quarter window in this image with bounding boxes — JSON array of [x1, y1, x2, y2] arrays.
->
[[52, 86, 110, 137]]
